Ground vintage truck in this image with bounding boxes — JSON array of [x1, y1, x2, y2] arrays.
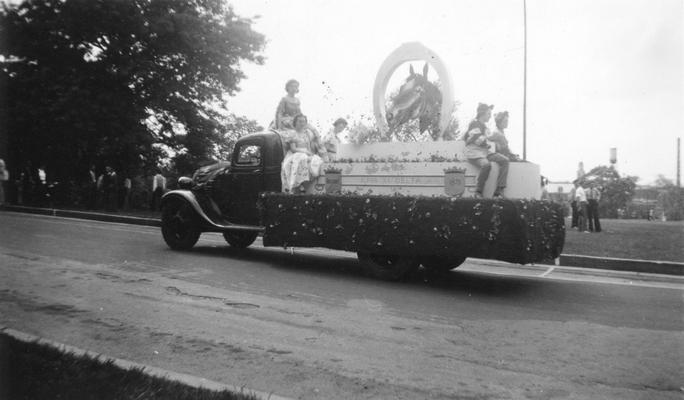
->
[[161, 130, 565, 280]]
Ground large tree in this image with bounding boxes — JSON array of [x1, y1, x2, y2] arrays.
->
[[0, 0, 264, 182], [582, 165, 638, 218]]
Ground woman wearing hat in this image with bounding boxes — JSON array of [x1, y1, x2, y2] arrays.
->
[[463, 103, 508, 198], [489, 111, 519, 161]]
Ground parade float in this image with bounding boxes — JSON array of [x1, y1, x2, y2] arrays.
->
[[161, 43, 565, 280]]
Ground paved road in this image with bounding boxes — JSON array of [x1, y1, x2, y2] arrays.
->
[[1, 211, 682, 399]]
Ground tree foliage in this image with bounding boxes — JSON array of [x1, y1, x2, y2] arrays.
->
[[658, 186, 684, 221], [654, 175, 684, 221], [0, 0, 264, 182], [581, 165, 638, 218]]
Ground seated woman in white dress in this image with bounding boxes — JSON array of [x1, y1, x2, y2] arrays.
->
[[281, 114, 326, 193]]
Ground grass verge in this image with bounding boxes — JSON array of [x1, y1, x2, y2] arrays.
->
[[562, 219, 684, 262], [0, 332, 259, 400]]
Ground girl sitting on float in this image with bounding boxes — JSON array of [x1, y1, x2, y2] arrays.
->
[[463, 103, 509, 198], [281, 114, 326, 193]]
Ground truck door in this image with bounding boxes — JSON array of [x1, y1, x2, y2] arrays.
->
[[227, 138, 265, 225]]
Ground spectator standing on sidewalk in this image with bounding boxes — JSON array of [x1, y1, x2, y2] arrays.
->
[[151, 171, 166, 211], [573, 180, 589, 233], [100, 166, 118, 212], [121, 176, 132, 210], [0, 159, 9, 206], [568, 185, 578, 228], [14, 170, 25, 205], [36, 164, 48, 206], [540, 176, 551, 201], [17, 164, 34, 205], [587, 182, 602, 232], [87, 165, 98, 209]]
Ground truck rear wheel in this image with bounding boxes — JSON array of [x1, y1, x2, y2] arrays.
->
[[357, 252, 419, 281], [223, 231, 258, 248], [421, 256, 467, 272], [161, 198, 201, 250]]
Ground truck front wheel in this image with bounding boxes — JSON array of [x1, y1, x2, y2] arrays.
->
[[357, 252, 419, 281], [223, 231, 258, 248], [421, 256, 467, 272], [161, 198, 201, 250]]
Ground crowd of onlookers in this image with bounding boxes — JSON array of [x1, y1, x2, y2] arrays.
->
[[569, 180, 602, 232], [0, 158, 170, 213]]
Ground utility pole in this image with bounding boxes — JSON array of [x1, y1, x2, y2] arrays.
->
[[522, 0, 528, 161], [678, 137, 681, 187]]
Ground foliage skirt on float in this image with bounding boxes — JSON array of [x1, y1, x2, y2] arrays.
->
[[259, 194, 565, 265]]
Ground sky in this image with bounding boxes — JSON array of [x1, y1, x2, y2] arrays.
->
[[225, 0, 682, 184]]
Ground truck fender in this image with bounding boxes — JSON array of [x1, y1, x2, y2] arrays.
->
[[161, 190, 263, 233], [161, 190, 213, 227]]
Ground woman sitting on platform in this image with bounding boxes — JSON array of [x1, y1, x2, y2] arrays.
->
[[281, 114, 325, 193], [489, 111, 520, 161], [463, 103, 509, 198]]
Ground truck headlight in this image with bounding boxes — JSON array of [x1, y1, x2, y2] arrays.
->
[[177, 176, 193, 190]]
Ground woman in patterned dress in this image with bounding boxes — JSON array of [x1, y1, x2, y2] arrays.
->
[[274, 79, 302, 130], [281, 114, 325, 193]]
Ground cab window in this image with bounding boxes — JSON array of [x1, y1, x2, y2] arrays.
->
[[235, 144, 262, 166]]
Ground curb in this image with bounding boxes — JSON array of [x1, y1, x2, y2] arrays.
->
[[0, 327, 293, 400], [555, 254, 683, 276], [2, 205, 161, 227], [468, 258, 684, 283], [2, 205, 682, 276]]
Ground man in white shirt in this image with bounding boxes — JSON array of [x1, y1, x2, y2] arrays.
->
[[573, 180, 589, 232], [586, 183, 602, 232]]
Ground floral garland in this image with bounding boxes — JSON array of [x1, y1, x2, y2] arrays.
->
[[334, 153, 462, 164], [259, 193, 565, 265]]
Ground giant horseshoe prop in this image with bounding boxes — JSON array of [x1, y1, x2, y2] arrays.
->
[[373, 42, 455, 140]]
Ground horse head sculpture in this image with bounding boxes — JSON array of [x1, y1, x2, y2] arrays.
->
[[386, 63, 443, 137]]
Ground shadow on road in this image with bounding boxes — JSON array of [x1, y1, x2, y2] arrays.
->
[[173, 244, 684, 331], [179, 243, 537, 298]]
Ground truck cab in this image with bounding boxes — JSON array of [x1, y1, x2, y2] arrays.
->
[[210, 132, 284, 225], [161, 131, 284, 249]]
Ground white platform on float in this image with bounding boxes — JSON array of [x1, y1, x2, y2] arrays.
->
[[336, 140, 466, 161], [319, 140, 541, 199]]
